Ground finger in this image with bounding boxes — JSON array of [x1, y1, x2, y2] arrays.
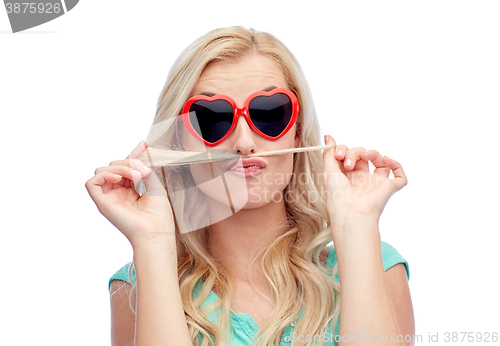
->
[[85, 171, 126, 201], [335, 144, 348, 161], [126, 140, 148, 160], [105, 159, 152, 176], [118, 151, 166, 197], [353, 158, 369, 172], [96, 167, 130, 189], [95, 165, 145, 191], [101, 175, 120, 194], [94, 167, 133, 190], [125, 157, 152, 191], [92, 166, 126, 190], [323, 135, 341, 174], [373, 167, 391, 178], [333, 144, 348, 175], [359, 150, 389, 177], [343, 147, 367, 171], [383, 156, 407, 191]]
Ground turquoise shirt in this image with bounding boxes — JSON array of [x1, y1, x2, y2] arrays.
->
[[109, 241, 409, 345]]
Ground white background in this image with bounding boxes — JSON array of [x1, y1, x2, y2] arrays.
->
[[1, 1, 499, 345]]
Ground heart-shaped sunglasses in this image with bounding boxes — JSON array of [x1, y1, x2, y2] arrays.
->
[[178, 88, 299, 147]]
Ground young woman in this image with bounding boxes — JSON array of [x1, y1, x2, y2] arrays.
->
[[86, 26, 414, 346]]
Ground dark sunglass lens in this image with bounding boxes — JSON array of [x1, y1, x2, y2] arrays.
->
[[248, 93, 293, 137], [189, 100, 233, 143]]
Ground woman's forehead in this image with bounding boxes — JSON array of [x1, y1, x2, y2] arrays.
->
[[192, 55, 287, 98]]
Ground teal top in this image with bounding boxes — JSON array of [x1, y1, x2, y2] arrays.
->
[[109, 241, 409, 345]]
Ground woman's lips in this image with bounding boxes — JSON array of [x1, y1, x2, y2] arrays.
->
[[228, 158, 266, 176], [229, 165, 264, 175]]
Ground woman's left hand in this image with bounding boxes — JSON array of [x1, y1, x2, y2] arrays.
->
[[322, 135, 407, 228]]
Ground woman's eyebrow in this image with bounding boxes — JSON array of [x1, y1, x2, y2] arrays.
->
[[263, 86, 277, 92], [197, 91, 216, 97], [197, 86, 279, 97]]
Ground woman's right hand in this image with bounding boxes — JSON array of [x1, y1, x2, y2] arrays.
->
[[85, 141, 175, 248]]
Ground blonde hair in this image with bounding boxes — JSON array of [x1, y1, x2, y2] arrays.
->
[[128, 26, 341, 346]]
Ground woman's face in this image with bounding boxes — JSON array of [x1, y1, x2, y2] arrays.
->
[[182, 54, 300, 210]]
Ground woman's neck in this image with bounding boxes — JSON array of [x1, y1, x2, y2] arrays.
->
[[206, 199, 290, 284]]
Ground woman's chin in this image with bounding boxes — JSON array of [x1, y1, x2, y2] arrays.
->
[[239, 190, 284, 209], [207, 192, 278, 211]]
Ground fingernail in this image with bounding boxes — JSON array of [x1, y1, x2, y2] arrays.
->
[[337, 149, 344, 157], [143, 165, 152, 173], [324, 135, 327, 144], [132, 169, 142, 178], [345, 158, 352, 166], [138, 141, 143, 147]]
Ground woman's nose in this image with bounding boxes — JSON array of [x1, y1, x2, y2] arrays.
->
[[229, 114, 256, 155]]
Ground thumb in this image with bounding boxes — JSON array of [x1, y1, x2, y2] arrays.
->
[[323, 135, 341, 174], [141, 168, 168, 198]]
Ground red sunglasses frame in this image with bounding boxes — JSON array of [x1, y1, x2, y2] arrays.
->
[[178, 88, 299, 147]]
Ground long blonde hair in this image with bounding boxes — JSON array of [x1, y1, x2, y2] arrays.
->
[[128, 26, 340, 346]]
